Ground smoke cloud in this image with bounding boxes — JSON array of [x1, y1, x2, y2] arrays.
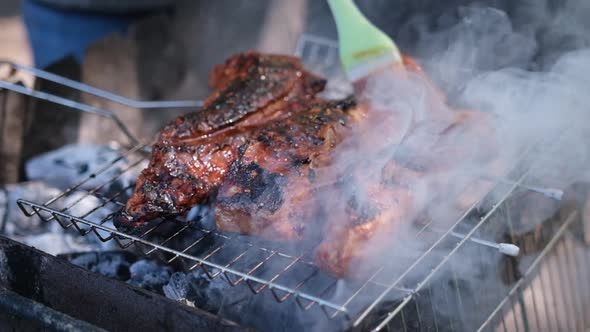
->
[[304, 1, 590, 331], [151, 2, 590, 331]]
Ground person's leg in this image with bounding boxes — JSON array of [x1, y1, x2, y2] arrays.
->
[[22, 0, 134, 68]]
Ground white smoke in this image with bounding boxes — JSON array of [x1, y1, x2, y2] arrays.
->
[[181, 2, 590, 331], [312, 2, 590, 330]]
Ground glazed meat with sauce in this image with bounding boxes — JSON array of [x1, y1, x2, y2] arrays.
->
[[115, 52, 326, 229], [115, 52, 497, 278], [314, 110, 498, 277], [311, 58, 498, 277], [214, 98, 360, 240]]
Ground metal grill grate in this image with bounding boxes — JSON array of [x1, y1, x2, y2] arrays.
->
[[477, 212, 590, 332], [4, 36, 589, 331]]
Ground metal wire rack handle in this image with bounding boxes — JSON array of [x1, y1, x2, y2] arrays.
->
[[0, 61, 203, 146]]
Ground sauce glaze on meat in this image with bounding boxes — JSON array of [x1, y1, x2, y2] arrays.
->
[[116, 52, 494, 278]]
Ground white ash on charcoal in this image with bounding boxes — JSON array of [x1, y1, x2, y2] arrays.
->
[[163, 269, 245, 312], [127, 259, 174, 292], [162, 268, 344, 332], [59, 251, 138, 281], [58, 250, 175, 294], [22, 233, 104, 256], [25, 143, 147, 195], [0, 181, 118, 254], [185, 205, 215, 227], [162, 272, 194, 307], [0, 182, 60, 236]]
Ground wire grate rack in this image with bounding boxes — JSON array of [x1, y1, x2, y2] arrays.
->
[[4, 35, 590, 331]]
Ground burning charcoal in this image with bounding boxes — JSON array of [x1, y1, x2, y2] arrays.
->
[[164, 271, 230, 310], [127, 260, 173, 292], [163, 269, 250, 313], [1, 181, 119, 254], [185, 205, 214, 228], [59, 192, 118, 249], [162, 269, 327, 332], [0, 182, 60, 237], [62, 251, 138, 281], [163, 272, 190, 302], [186, 268, 249, 312], [22, 233, 108, 255], [62, 192, 117, 224], [25, 143, 146, 193], [2, 181, 116, 235]]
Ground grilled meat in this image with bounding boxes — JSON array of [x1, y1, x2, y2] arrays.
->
[[314, 110, 498, 277], [312, 62, 498, 277], [116, 51, 496, 279], [315, 178, 415, 277], [213, 56, 428, 243], [115, 52, 326, 229], [214, 98, 359, 240], [161, 52, 326, 139]]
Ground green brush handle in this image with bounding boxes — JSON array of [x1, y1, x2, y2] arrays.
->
[[327, 0, 403, 80]]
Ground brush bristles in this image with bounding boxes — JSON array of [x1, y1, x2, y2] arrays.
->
[[345, 52, 403, 82]]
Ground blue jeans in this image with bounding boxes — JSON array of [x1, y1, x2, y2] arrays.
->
[[22, 0, 138, 68]]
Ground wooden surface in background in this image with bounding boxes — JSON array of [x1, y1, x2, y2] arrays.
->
[[18, 57, 82, 182], [0, 86, 28, 184]]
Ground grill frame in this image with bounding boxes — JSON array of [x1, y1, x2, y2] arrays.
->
[[1, 35, 588, 331]]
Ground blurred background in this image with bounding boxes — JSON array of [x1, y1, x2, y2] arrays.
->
[[0, 0, 588, 172], [1, 0, 589, 182], [0, 1, 30, 66], [1, 2, 590, 331], [1, 0, 587, 100]]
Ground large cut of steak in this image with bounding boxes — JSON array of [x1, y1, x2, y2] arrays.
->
[[214, 97, 359, 240], [116, 52, 495, 277], [115, 52, 327, 228]]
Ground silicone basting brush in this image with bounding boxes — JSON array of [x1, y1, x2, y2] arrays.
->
[[327, 0, 404, 82]]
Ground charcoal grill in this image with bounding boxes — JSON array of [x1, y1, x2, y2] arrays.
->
[[2, 35, 590, 332]]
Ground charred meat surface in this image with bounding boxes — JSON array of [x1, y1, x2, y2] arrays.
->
[[160, 52, 326, 140], [315, 185, 415, 278], [214, 98, 359, 240], [116, 52, 496, 278], [116, 52, 326, 229]]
